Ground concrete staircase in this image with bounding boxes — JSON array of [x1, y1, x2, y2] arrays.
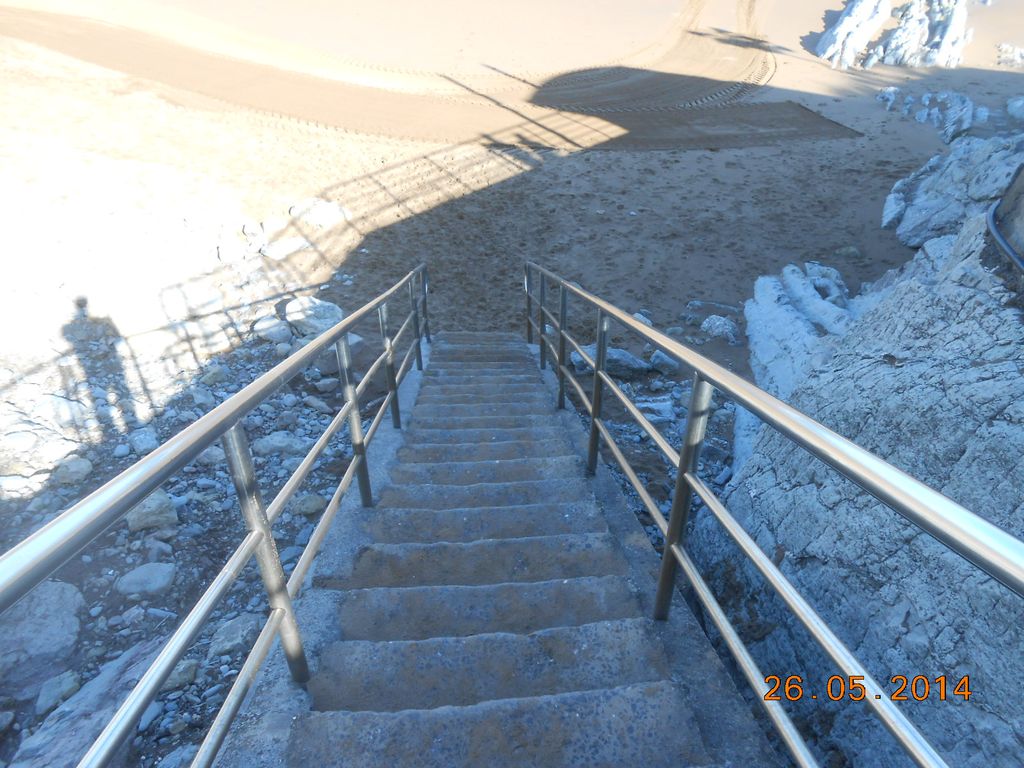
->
[[219, 332, 777, 767]]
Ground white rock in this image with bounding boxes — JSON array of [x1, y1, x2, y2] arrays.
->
[[285, 296, 345, 337], [52, 457, 93, 485], [700, 315, 741, 345], [190, 386, 215, 409], [635, 396, 676, 426], [129, 427, 160, 455], [252, 315, 293, 344], [288, 198, 350, 230], [1008, 97, 1024, 121], [815, 0, 891, 69], [35, 671, 80, 716], [293, 494, 328, 517], [207, 613, 262, 658], [160, 658, 200, 691], [260, 237, 312, 261], [126, 489, 179, 532], [115, 563, 176, 596], [631, 312, 653, 327], [251, 431, 307, 456]]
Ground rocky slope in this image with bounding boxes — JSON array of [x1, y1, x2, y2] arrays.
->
[[693, 132, 1024, 765]]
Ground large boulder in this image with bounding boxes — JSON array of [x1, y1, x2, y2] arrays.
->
[[115, 563, 176, 596], [126, 489, 178, 532], [570, 345, 651, 380], [10, 638, 162, 768], [0, 581, 84, 700], [284, 296, 344, 337]]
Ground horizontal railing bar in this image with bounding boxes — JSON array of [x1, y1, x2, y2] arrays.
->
[[77, 530, 263, 768], [669, 541, 819, 768], [0, 265, 426, 615], [526, 261, 1024, 599], [562, 332, 596, 372], [597, 370, 680, 468], [593, 418, 668, 534], [540, 304, 560, 330], [287, 457, 360, 597], [265, 399, 355, 525], [189, 609, 285, 768], [685, 473, 948, 768]]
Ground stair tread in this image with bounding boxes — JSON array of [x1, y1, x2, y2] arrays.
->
[[397, 441, 573, 463], [379, 478, 594, 509], [351, 503, 607, 543], [288, 681, 710, 768], [389, 455, 582, 485], [331, 575, 643, 640], [309, 619, 669, 712], [321, 532, 627, 589]]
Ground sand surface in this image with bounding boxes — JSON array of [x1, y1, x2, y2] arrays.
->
[[0, 0, 1022, 387]]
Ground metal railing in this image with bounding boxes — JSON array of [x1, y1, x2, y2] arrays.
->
[[524, 261, 1024, 768], [0, 265, 431, 768], [988, 165, 1024, 272]]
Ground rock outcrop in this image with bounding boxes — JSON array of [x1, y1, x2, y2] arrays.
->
[[697, 135, 1024, 765]]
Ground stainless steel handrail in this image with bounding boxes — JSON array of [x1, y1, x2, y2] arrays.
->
[[0, 264, 430, 768], [988, 201, 1024, 272], [525, 260, 1024, 768]]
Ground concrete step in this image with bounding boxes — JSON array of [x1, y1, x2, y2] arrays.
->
[[331, 576, 642, 640], [287, 681, 710, 767], [322, 533, 626, 588], [415, 389, 549, 405], [409, 414, 555, 431], [429, 351, 534, 363], [397, 439, 571, 464], [351, 503, 607, 543], [308, 619, 669, 712], [434, 332, 522, 343], [419, 374, 543, 387], [412, 402, 556, 420], [402, 426, 568, 445], [379, 478, 593, 509], [390, 455, 582, 485]]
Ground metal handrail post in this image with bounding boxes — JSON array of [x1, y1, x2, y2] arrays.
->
[[557, 285, 568, 409], [408, 281, 424, 371], [586, 310, 610, 474], [538, 275, 547, 369], [420, 269, 432, 343], [525, 264, 534, 343], [336, 336, 373, 506], [221, 425, 309, 683], [654, 373, 714, 620], [378, 303, 402, 428]]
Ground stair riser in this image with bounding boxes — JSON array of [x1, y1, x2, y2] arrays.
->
[[409, 415, 556, 431], [353, 504, 606, 543], [412, 403, 556, 420], [379, 479, 591, 509], [415, 391, 549, 405], [327, 534, 626, 589], [389, 456, 582, 485], [402, 427, 568, 445], [332, 576, 642, 640], [397, 440, 572, 463], [309, 620, 667, 711]]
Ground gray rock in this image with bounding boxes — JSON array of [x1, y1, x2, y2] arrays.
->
[[207, 613, 262, 658], [126, 489, 179, 532], [1009, 97, 1024, 121], [253, 315, 293, 344], [0, 581, 84, 699], [190, 386, 215, 409], [115, 563, 176, 596], [157, 744, 199, 768], [285, 296, 344, 337], [700, 315, 740, 345], [113, 444, 130, 459], [197, 445, 226, 466], [138, 700, 163, 731], [11, 638, 162, 768], [200, 365, 229, 386], [52, 456, 93, 485], [570, 345, 651, 380], [631, 312, 653, 327], [129, 427, 160, 455], [293, 494, 328, 517], [649, 350, 681, 375], [35, 671, 80, 716], [160, 658, 199, 691], [303, 396, 333, 415], [315, 377, 339, 393], [0, 709, 14, 734], [251, 431, 307, 456]]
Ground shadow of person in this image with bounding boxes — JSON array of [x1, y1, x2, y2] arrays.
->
[[60, 296, 136, 445]]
